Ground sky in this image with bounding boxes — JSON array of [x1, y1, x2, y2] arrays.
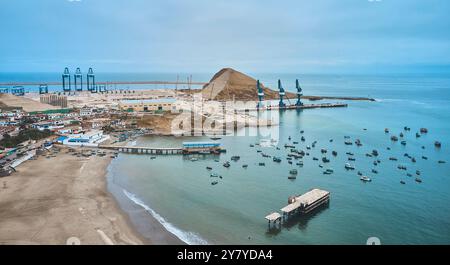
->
[[1, 0, 450, 74]]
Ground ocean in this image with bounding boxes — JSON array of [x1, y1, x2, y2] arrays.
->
[[3, 72, 450, 244]]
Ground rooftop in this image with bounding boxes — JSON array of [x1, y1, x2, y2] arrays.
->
[[281, 189, 330, 213]]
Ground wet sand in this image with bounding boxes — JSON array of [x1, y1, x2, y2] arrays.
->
[[0, 148, 146, 245]]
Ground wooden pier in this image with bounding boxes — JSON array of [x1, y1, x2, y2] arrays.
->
[[265, 188, 330, 226]]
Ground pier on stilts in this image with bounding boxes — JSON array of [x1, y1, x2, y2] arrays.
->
[[265, 212, 282, 229], [265, 189, 330, 227], [100, 141, 225, 155]]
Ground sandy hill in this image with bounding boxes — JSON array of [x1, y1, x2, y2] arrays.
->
[[0, 93, 59, 112], [200, 68, 294, 101]]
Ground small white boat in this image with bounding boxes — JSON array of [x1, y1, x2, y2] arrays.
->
[[360, 176, 372, 182], [345, 163, 355, 170]]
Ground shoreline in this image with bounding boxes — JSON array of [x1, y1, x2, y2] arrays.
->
[[0, 146, 147, 245], [106, 159, 185, 245]]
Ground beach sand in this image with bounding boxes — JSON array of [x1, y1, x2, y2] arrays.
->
[[0, 148, 145, 245]]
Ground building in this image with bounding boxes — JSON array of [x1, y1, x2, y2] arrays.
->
[[40, 94, 68, 108], [62, 130, 110, 147], [182, 141, 223, 154], [119, 98, 177, 112], [79, 106, 93, 117]]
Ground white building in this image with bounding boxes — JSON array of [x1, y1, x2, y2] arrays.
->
[[62, 130, 110, 147]]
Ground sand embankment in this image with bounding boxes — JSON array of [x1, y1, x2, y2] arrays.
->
[[0, 93, 58, 112], [0, 148, 144, 245]]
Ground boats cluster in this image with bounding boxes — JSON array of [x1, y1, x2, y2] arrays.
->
[[191, 126, 445, 186]]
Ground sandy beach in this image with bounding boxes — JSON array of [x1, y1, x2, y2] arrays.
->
[[0, 147, 145, 245]]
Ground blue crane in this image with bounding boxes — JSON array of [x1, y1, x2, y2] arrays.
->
[[295, 79, 303, 106]]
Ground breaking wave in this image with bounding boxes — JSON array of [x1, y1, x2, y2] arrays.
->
[[123, 189, 209, 245]]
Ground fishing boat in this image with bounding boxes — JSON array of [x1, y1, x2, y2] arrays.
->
[[389, 157, 398, 161], [435, 141, 442, 148], [288, 175, 296, 180], [206, 166, 213, 170], [289, 169, 298, 175], [322, 157, 330, 163], [223, 161, 230, 168], [391, 135, 398, 141], [406, 173, 412, 177], [416, 170, 421, 175], [273, 157, 281, 163], [438, 160, 446, 164], [345, 163, 355, 170], [415, 178, 422, 183], [385, 128, 390, 133], [296, 162, 303, 166], [312, 157, 318, 161], [293, 141, 299, 144], [400, 132, 404, 138], [355, 139, 362, 146], [0, 167, 13, 177], [249, 144, 255, 147], [210, 173, 221, 178], [259, 162, 265, 166], [190, 157, 198, 162], [211, 181, 219, 185], [242, 164, 248, 168], [371, 169, 378, 174], [321, 149, 327, 154], [401, 141, 407, 146], [318, 164, 323, 168], [348, 157, 356, 161], [400, 180, 406, 184], [332, 151, 338, 156], [210, 137, 222, 140], [306, 145, 311, 150], [360, 176, 372, 182], [416, 133, 421, 138], [214, 159, 220, 162], [344, 141, 353, 145], [411, 157, 416, 163], [288, 161, 293, 165], [420, 128, 428, 134], [357, 171, 363, 176], [346, 152, 354, 156], [231, 155, 240, 161], [422, 156, 428, 160], [301, 136, 305, 142], [398, 165, 407, 170], [372, 150, 379, 156], [300, 130, 304, 134]]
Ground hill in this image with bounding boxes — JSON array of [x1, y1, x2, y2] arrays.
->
[[200, 68, 294, 101]]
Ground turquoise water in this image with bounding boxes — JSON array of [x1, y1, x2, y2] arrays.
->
[[105, 74, 450, 245]]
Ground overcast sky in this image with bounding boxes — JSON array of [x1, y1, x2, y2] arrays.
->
[[1, 0, 449, 73]]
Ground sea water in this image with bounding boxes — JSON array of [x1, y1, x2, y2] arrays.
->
[[106, 74, 450, 244]]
